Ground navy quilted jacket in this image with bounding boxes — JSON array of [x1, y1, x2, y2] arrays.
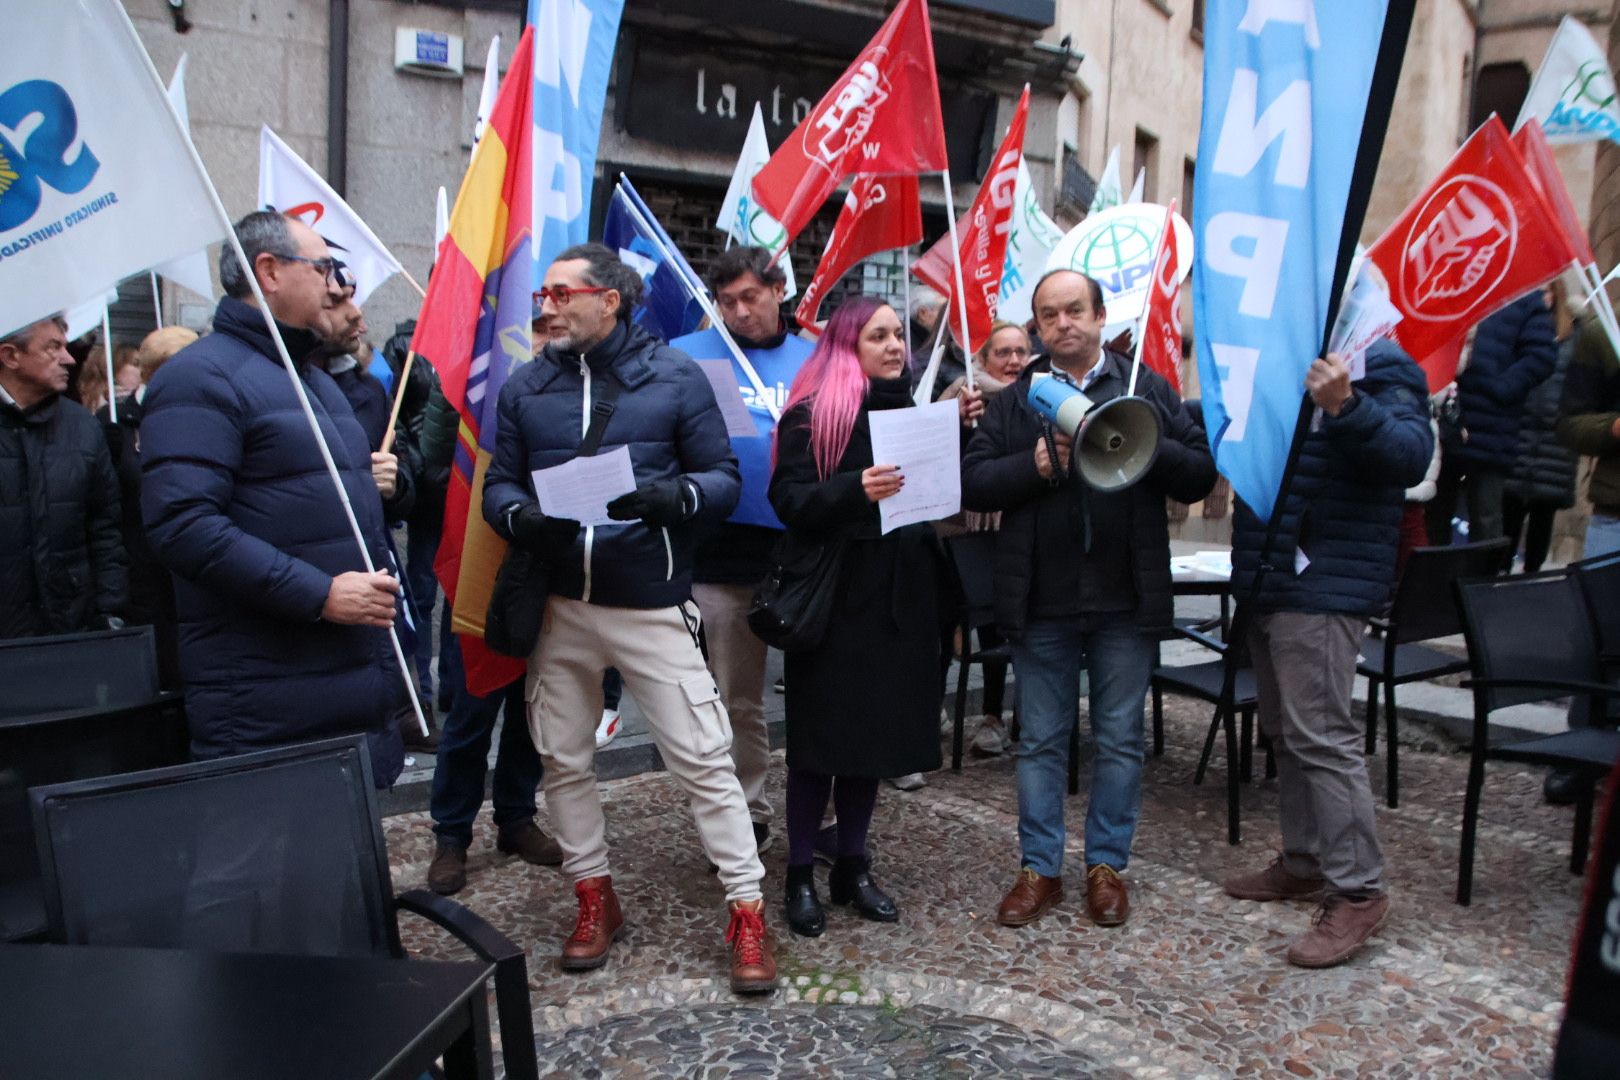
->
[[1231, 340, 1433, 617], [1446, 293, 1557, 469], [483, 321, 740, 608], [140, 298, 405, 784]]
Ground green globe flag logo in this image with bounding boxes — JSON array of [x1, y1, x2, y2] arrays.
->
[[1067, 218, 1155, 279]]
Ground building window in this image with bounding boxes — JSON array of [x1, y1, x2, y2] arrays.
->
[[1470, 61, 1531, 133], [1134, 127, 1160, 205], [1191, 0, 1205, 42]]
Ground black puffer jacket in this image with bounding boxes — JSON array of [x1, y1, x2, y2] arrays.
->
[[383, 319, 446, 531], [1230, 341, 1433, 617], [1505, 330, 1579, 508], [0, 391, 128, 637], [961, 350, 1216, 639], [1447, 293, 1557, 470], [1558, 318, 1620, 515]]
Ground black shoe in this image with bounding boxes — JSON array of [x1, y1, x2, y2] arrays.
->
[[1544, 769, 1588, 806], [783, 864, 825, 937], [753, 821, 773, 854], [828, 855, 898, 922]]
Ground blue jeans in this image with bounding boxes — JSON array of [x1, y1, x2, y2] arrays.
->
[[429, 678, 541, 848], [404, 522, 441, 698], [1586, 513, 1620, 559], [436, 604, 463, 712], [1009, 619, 1155, 876]]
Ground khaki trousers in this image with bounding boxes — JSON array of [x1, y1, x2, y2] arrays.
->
[[692, 583, 772, 824], [526, 596, 763, 902]]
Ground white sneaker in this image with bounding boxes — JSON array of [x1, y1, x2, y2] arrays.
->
[[939, 708, 953, 735], [887, 772, 928, 791], [595, 708, 621, 749], [972, 715, 1009, 757]]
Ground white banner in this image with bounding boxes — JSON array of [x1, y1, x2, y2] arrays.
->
[[0, 0, 226, 338], [996, 157, 1063, 326], [258, 126, 402, 305], [1516, 15, 1620, 145], [1047, 202, 1194, 323], [151, 55, 216, 301], [1089, 145, 1122, 214], [716, 103, 797, 299]]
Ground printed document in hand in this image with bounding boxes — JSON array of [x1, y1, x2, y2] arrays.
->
[[531, 446, 637, 527], [868, 400, 961, 535], [695, 360, 759, 438]]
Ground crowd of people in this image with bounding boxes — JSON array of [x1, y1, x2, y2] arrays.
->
[[4, 206, 1617, 995]]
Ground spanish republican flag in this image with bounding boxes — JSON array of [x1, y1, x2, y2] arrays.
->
[[410, 28, 534, 696]]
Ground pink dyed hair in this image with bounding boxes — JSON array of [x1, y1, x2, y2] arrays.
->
[[776, 295, 893, 481]]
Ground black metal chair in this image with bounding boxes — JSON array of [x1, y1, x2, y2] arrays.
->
[[0, 627, 187, 943], [1151, 622, 1258, 845], [1573, 551, 1620, 663], [942, 533, 1028, 773], [28, 737, 539, 1080], [1453, 571, 1620, 905], [1358, 539, 1509, 808]]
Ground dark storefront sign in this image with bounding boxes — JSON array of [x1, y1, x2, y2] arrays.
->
[[619, 38, 1000, 183]]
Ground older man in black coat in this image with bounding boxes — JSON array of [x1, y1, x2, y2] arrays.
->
[[141, 210, 407, 786]]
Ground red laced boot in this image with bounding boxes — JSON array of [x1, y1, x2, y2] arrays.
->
[[725, 898, 777, 994], [560, 875, 623, 972]]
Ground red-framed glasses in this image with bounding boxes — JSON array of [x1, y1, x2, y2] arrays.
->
[[534, 284, 612, 306]]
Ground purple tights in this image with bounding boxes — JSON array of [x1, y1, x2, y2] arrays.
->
[[785, 768, 879, 867]]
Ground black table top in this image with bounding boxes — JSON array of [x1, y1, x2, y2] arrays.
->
[[0, 944, 493, 1080]]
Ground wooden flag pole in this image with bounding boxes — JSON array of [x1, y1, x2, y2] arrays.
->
[[376, 269, 432, 455]]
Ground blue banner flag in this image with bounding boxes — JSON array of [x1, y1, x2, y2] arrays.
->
[[602, 177, 707, 342], [1192, 1, 1404, 522], [528, 0, 625, 277]]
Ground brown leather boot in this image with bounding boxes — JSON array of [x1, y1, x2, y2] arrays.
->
[[1287, 892, 1390, 968], [401, 702, 441, 752], [560, 876, 623, 972], [1224, 856, 1326, 902], [725, 898, 777, 994], [996, 867, 1063, 927], [427, 841, 467, 896], [496, 820, 564, 866], [1085, 864, 1130, 927]]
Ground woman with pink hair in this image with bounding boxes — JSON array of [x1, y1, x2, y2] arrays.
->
[[768, 295, 974, 938]]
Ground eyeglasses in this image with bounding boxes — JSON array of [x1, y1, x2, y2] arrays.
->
[[989, 345, 1031, 358], [275, 253, 339, 282], [534, 284, 612, 306]]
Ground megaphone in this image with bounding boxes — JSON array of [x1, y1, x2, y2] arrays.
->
[[1028, 373, 1162, 492]]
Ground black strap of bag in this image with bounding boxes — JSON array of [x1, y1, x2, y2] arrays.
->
[[485, 368, 626, 658]]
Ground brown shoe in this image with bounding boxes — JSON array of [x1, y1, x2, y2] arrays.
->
[[1085, 864, 1130, 927], [427, 841, 467, 896], [996, 867, 1063, 927], [401, 702, 441, 752], [496, 820, 564, 866], [1224, 856, 1326, 902], [725, 898, 777, 994], [1287, 892, 1390, 969], [560, 875, 623, 972]]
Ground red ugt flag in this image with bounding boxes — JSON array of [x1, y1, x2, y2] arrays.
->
[[1138, 199, 1184, 394], [1513, 119, 1596, 268], [909, 86, 1030, 354], [750, 0, 947, 243], [1367, 115, 1576, 370], [795, 175, 923, 329]]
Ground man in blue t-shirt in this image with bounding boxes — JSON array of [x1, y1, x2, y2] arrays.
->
[[671, 247, 814, 856]]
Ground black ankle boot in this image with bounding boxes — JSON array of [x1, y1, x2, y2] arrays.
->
[[783, 863, 825, 937], [828, 855, 898, 922]]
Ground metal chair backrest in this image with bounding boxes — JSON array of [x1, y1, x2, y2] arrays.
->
[[0, 627, 161, 720], [1455, 569, 1601, 712], [1572, 551, 1620, 663], [943, 531, 999, 631], [1388, 540, 1510, 645], [30, 737, 400, 959]]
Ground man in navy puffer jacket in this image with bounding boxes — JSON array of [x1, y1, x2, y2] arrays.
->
[[483, 243, 774, 994], [141, 211, 407, 786], [1224, 341, 1432, 970], [1426, 292, 1556, 544]]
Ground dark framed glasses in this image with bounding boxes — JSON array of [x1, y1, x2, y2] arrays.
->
[[275, 253, 339, 281], [534, 284, 612, 306]]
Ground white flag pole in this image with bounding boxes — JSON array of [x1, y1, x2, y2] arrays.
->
[[912, 302, 951, 407], [940, 170, 975, 392], [112, 3, 428, 737], [100, 304, 118, 424], [902, 245, 914, 368], [614, 179, 780, 421], [150, 272, 163, 329]]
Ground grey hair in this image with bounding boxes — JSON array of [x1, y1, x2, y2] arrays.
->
[[554, 242, 644, 324], [219, 210, 297, 299], [910, 286, 945, 319], [0, 314, 69, 351]]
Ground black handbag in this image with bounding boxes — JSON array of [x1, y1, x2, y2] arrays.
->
[[747, 532, 846, 653], [484, 375, 624, 659]]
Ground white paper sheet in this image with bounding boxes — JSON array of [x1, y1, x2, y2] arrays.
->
[[695, 359, 759, 439], [867, 400, 961, 535], [531, 446, 637, 527]]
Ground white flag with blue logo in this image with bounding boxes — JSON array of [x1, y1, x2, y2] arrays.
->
[[716, 104, 797, 299], [152, 55, 216, 301], [1515, 15, 1620, 145], [0, 0, 226, 338], [529, 0, 626, 277]]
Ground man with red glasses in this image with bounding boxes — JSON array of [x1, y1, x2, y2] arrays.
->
[[484, 243, 775, 995]]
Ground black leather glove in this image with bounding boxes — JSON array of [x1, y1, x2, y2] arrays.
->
[[509, 504, 580, 553], [606, 479, 693, 527]]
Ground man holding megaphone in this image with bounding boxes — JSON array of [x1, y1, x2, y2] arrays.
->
[[962, 269, 1216, 931]]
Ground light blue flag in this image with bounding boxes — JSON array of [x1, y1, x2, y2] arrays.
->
[[528, 0, 625, 277], [1192, 0, 1395, 522]]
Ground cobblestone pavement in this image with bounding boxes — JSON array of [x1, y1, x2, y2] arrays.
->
[[389, 696, 1586, 1079]]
